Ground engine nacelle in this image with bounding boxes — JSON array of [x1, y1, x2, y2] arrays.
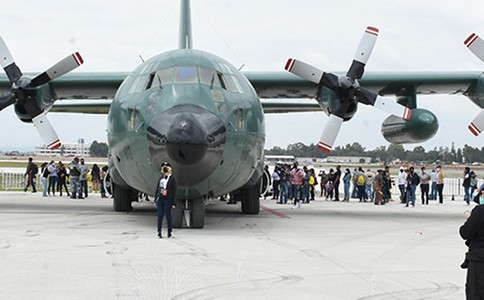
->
[[381, 108, 438, 144], [13, 84, 55, 123], [318, 86, 358, 121]]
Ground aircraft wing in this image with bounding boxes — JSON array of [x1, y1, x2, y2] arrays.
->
[[1, 71, 482, 115], [244, 71, 484, 109]]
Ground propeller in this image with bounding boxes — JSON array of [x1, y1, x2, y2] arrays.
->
[[285, 26, 412, 152], [464, 33, 484, 137], [0, 36, 83, 149]]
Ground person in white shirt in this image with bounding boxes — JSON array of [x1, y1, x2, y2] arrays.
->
[[398, 167, 407, 204]]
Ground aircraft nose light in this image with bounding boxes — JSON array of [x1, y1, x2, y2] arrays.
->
[[147, 104, 226, 186]]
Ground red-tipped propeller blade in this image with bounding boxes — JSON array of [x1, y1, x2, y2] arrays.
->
[[465, 33, 484, 63], [468, 109, 484, 137], [32, 112, 61, 150], [30, 52, 84, 87], [347, 26, 379, 79], [318, 114, 344, 153]]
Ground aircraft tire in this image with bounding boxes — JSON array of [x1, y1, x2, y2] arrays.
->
[[113, 184, 133, 212], [190, 198, 205, 229], [241, 184, 260, 215], [172, 198, 184, 228]]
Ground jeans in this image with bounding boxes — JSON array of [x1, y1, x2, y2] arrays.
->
[[430, 182, 437, 200], [279, 182, 288, 203], [80, 180, 88, 197], [156, 197, 173, 234], [365, 184, 372, 200], [420, 183, 429, 205], [437, 184, 444, 204], [48, 176, 58, 195], [398, 184, 406, 203], [42, 177, 48, 196], [464, 185, 471, 204], [301, 185, 309, 203], [406, 184, 417, 207], [291, 184, 300, 203], [344, 181, 350, 200]]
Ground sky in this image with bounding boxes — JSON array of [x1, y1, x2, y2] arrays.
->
[[0, 0, 483, 152]]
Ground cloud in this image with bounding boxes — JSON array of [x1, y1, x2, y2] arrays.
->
[[0, 0, 482, 151]]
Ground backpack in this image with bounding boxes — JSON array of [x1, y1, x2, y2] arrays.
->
[[357, 174, 365, 185], [31, 163, 39, 175]]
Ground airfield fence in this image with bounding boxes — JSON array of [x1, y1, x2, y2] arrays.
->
[[0, 172, 31, 191], [0, 171, 479, 199]]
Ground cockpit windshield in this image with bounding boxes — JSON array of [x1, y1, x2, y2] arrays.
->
[[145, 66, 243, 94]]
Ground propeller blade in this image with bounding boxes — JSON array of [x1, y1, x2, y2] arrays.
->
[[464, 33, 484, 63], [0, 36, 23, 83], [318, 114, 344, 153], [0, 92, 15, 111], [285, 58, 339, 89], [347, 26, 379, 79], [285, 58, 324, 84], [359, 89, 412, 120], [468, 109, 484, 137], [30, 52, 84, 87], [32, 112, 61, 150]]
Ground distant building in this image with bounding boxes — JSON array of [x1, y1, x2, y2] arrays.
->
[[35, 142, 91, 157], [264, 155, 295, 165], [325, 156, 372, 164]]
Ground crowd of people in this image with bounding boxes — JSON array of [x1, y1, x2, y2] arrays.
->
[[266, 162, 482, 208], [23, 157, 109, 199]]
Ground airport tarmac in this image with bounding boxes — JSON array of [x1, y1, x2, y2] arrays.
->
[[0, 192, 472, 300]]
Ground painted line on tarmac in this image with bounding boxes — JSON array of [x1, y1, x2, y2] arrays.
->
[[260, 204, 291, 219]]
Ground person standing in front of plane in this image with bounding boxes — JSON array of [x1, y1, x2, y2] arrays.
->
[[460, 198, 484, 299], [398, 167, 407, 204], [290, 162, 304, 208], [342, 168, 351, 202], [436, 165, 445, 204], [333, 165, 342, 201], [419, 167, 431, 205], [155, 162, 177, 238]]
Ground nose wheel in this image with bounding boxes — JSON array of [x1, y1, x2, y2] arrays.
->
[[172, 197, 205, 228]]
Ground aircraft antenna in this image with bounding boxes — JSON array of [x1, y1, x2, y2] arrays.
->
[[139, 55, 145, 63], [238, 64, 245, 71], [179, 0, 193, 49]]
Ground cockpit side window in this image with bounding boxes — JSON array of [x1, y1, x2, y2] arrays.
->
[[199, 68, 221, 88], [147, 68, 175, 89]]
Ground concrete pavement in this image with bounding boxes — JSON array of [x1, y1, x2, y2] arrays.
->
[[0, 192, 471, 299]]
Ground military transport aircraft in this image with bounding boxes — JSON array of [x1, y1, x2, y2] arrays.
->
[[0, 0, 483, 228]]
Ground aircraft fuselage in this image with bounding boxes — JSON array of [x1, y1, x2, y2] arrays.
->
[[107, 49, 265, 199]]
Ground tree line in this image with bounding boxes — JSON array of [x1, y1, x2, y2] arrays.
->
[[265, 142, 484, 164]]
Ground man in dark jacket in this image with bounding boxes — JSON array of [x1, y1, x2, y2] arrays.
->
[[154, 162, 177, 238], [460, 204, 484, 299]]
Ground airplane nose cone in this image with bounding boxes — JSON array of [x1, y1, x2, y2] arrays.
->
[[147, 104, 226, 186]]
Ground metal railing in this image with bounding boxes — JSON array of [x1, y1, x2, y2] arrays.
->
[[0, 171, 480, 198], [0, 172, 32, 191]]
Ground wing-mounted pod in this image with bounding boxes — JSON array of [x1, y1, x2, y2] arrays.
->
[[464, 33, 484, 137], [0, 37, 83, 149], [381, 90, 438, 144], [285, 26, 412, 152]]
